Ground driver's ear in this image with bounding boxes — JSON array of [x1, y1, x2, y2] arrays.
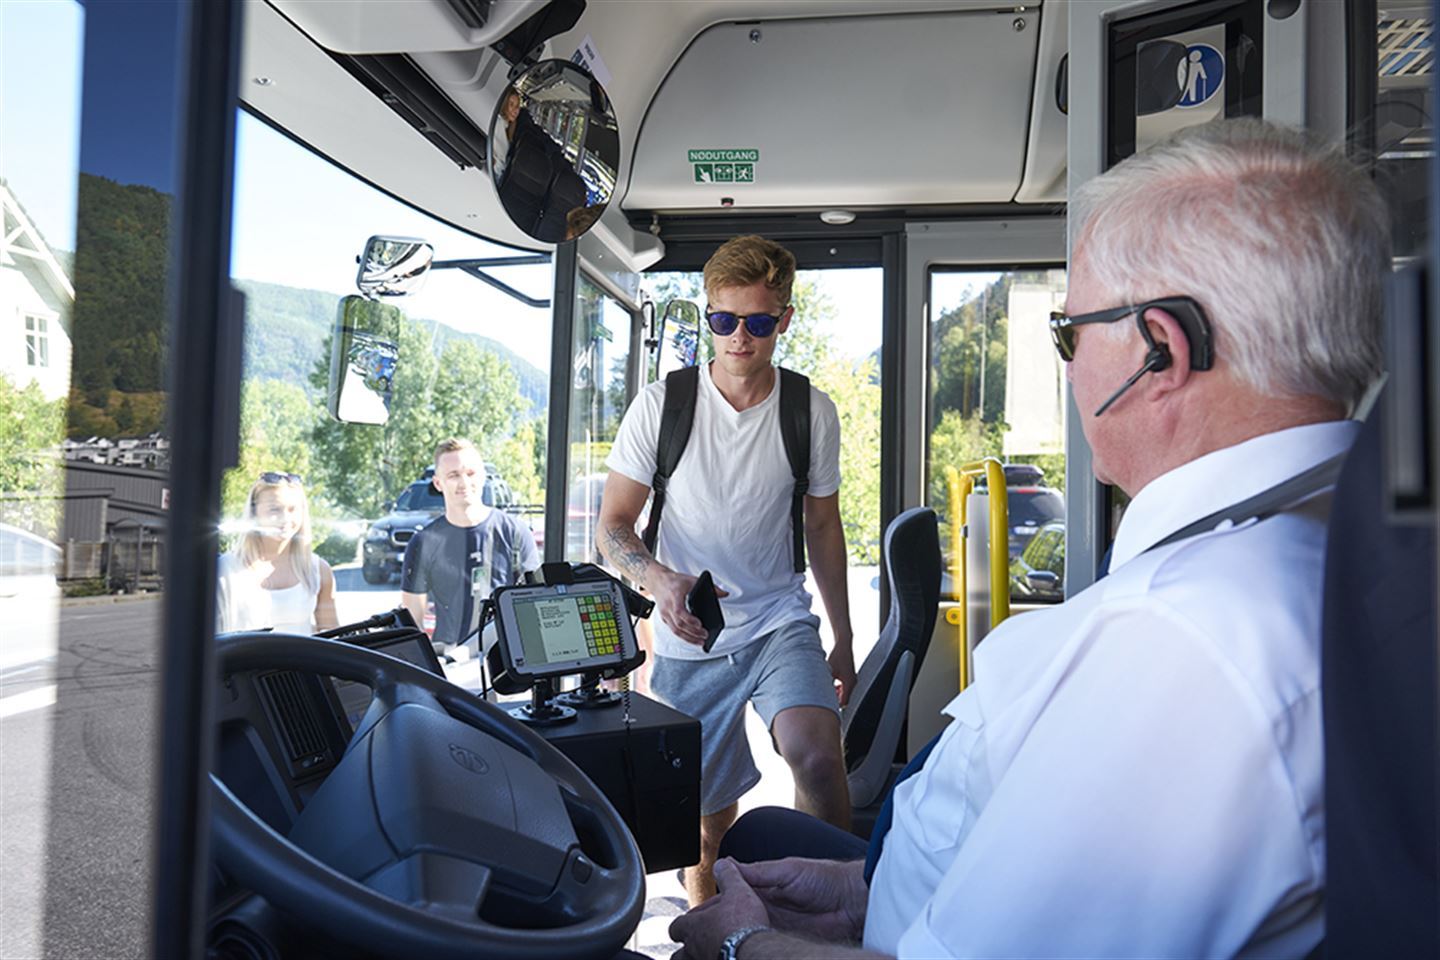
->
[[1139, 308, 1193, 396]]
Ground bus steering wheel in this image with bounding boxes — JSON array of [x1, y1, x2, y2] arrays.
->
[[209, 632, 645, 960]]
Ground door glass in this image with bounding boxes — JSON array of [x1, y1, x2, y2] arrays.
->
[[566, 275, 632, 563], [2, 2, 179, 955], [642, 267, 885, 636], [1375, 11, 1433, 261], [225, 112, 553, 640], [925, 268, 1068, 605]]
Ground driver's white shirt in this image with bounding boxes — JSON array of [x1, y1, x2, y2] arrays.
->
[[865, 421, 1358, 959]]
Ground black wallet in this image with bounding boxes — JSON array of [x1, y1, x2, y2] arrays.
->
[[687, 570, 725, 652]]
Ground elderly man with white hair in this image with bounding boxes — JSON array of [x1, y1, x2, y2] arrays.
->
[[669, 118, 1388, 960]]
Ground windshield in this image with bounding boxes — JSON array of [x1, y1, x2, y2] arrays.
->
[[394, 483, 445, 513], [221, 111, 552, 629]]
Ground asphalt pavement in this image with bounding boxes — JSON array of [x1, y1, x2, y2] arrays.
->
[[2, 596, 161, 960]]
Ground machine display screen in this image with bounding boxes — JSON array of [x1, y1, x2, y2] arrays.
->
[[329, 632, 444, 732], [494, 580, 637, 681]]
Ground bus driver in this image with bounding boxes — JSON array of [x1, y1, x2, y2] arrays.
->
[[670, 119, 1386, 959]]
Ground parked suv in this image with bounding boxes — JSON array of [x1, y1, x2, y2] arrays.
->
[[361, 464, 517, 584]]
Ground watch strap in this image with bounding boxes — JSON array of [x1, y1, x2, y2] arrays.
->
[[718, 925, 771, 960]]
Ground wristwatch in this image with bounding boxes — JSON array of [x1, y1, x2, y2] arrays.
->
[[718, 925, 771, 960]]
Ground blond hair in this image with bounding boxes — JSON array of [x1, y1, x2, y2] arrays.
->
[[434, 437, 478, 468], [233, 476, 317, 592], [703, 235, 797, 305]]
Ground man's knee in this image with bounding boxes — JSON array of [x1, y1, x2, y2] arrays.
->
[[772, 707, 845, 788]]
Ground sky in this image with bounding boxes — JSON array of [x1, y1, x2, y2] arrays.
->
[[2, 1, 87, 251]]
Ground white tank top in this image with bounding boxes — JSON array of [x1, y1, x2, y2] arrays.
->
[[217, 553, 320, 635]]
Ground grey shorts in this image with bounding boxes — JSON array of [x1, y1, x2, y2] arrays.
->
[[650, 617, 839, 816]]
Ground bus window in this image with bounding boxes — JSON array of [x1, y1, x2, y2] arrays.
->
[[225, 112, 553, 625], [926, 267, 1069, 606], [643, 266, 884, 637], [566, 275, 632, 563]]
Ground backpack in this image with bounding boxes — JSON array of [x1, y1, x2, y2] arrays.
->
[[641, 365, 811, 573]]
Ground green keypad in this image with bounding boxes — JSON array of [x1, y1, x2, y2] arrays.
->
[[578, 594, 620, 656]]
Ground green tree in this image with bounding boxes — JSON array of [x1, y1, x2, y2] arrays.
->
[[0, 374, 66, 536], [220, 378, 320, 523]]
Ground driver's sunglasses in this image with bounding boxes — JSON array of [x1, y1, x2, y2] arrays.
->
[[259, 471, 303, 485], [705, 306, 787, 339], [1049, 298, 1184, 361]]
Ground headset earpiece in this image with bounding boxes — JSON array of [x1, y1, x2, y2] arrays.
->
[[1145, 343, 1172, 373]]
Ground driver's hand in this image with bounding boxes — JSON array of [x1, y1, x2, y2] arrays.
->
[[669, 859, 769, 960], [651, 569, 729, 646], [733, 856, 868, 943]]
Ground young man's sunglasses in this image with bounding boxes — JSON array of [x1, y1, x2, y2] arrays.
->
[[259, 471, 304, 485], [705, 307, 787, 339]]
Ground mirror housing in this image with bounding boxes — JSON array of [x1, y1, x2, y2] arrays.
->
[[487, 59, 620, 243], [327, 295, 403, 425], [1026, 571, 1060, 586], [356, 236, 433, 299]]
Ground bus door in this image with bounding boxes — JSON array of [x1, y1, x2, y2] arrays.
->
[[903, 220, 1067, 753]]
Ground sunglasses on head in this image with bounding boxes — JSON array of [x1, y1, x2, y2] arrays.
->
[[259, 471, 303, 485], [705, 306, 787, 339]]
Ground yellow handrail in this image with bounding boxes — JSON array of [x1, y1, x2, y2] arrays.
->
[[944, 457, 1012, 693]]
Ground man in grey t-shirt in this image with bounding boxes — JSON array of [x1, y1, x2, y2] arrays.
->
[[401, 438, 540, 648]]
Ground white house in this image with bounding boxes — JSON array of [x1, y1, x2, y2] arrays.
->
[[1, 180, 74, 402]]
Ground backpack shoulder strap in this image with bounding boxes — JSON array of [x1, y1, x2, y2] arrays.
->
[[778, 367, 811, 573], [642, 366, 700, 554]]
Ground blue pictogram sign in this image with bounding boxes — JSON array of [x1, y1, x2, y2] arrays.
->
[[1176, 43, 1223, 108]]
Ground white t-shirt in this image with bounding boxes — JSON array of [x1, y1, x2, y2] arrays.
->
[[865, 421, 1357, 959], [606, 363, 841, 660]]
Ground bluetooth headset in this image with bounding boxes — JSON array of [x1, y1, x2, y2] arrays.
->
[[1093, 297, 1214, 417]]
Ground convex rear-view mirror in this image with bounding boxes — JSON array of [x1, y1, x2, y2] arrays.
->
[[655, 299, 701, 378], [356, 235, 433, 298], [487, 59, 620, 244]]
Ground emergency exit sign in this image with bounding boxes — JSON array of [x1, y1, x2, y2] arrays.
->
[[689, 149, 758, 185]]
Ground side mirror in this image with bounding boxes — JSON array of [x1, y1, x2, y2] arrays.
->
[[487, 59, 620, 243], [1026, 570, 1060, 586], [655, 299, 702, 378], [356, 236, 433, 298], [1134, 39, 1189, 116], [327, 294, 403, 425]]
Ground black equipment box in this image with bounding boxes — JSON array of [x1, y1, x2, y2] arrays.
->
[[538, 692, 700, 873]]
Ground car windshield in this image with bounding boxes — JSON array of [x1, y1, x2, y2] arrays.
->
[[1010, 490, 1065, 526], [396, 483, 445, 512]]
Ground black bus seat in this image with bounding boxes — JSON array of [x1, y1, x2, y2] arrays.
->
[[840, 507, 941, 838], [1320, 389, 1438, 958]]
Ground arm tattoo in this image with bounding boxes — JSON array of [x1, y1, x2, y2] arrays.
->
[[602, 522, 654, 585]]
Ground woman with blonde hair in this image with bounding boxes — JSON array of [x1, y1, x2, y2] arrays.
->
[[217, 472, 338, 634]]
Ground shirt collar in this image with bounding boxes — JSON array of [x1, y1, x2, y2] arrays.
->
[[1108, 420, 1361, 573]]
